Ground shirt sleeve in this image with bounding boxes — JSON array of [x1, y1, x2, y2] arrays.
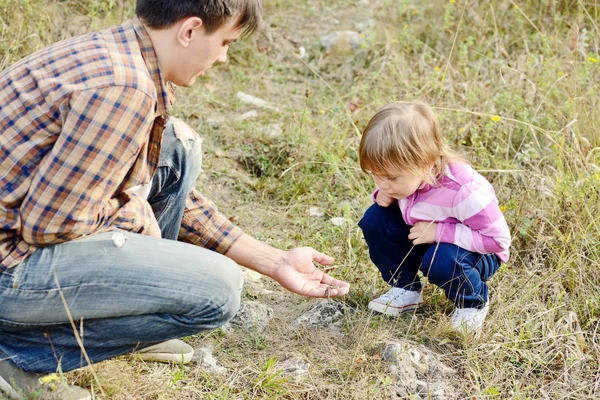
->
[[178, 189, 243, 254], [20, 86, 156, 245], [435, 180, 511, 255]]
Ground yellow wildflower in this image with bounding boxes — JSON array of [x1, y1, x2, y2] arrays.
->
[[319, 110, 325, 115], [491, 115, 501, 122], [588, 57, 598, 63], [435, 66, 440, 71], [450, 0, 456, 3], [500, 206, 507, 213]]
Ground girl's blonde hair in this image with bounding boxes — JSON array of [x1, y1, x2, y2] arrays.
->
[[359, 101, 464, 184]]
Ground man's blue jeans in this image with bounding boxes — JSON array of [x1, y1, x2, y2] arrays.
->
[[358, 203, 500, 309], [0, 120, 243, 373]]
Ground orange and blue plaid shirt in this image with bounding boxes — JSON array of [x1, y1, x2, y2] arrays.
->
[[0, 18, 242, 271]]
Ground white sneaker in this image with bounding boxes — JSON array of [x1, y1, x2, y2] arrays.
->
[[368, 287, 423, 316], [450, 302, 490, 335], [0, 360, 91, 400], [136, 339, 194, 364]]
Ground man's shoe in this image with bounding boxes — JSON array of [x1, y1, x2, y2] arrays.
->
[[450, 301, 490, 335], [135, 339, 194, 364], [368, 287, 423, 316], [0, 360, 91, 400]]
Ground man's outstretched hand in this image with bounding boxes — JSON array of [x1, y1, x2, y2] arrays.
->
[[270, 247, 350, 298]]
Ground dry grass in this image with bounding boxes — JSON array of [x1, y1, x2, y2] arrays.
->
[[1, 0, 599, 398]]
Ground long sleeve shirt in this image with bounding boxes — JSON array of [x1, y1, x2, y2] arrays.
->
[[375, 162, 511, 262], [0, 18, 242, 271]]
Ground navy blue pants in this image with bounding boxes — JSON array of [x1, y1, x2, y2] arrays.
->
[[358, 203, 500, 309]]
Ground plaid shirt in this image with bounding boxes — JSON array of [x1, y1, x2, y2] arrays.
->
[[0, 18, 242, 271]]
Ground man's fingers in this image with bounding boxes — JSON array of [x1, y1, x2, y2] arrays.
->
[[312, 250, 334, 265]]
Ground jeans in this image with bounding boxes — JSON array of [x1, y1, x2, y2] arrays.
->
[[358, 203, 500, 309], [0, 120, 243, 373]]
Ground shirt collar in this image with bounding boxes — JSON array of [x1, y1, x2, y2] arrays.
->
[[132, 17, 176, 118]]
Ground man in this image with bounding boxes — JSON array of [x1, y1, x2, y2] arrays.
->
[[0, 1, 350, 398]]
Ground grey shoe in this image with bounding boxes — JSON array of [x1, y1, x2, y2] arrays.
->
[[135, 339, 194, 364], [0, 360, 91, 400]]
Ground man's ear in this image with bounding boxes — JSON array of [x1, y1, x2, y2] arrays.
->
[[176, 17, 203, 48]]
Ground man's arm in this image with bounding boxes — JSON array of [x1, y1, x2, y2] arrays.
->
[[225, 233, 350, 298], [20, 86, 156, 245], [179, 190, 350, 298]]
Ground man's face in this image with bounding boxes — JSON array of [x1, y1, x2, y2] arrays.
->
[[175, 17, 242, 87]]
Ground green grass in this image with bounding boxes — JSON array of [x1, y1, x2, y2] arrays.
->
[[2, 0, 600, 398]]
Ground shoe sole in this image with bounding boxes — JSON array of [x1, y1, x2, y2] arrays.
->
[[137, 351, 194, 364], [368, 301, 422, 317], [0, 375, 21, 400]]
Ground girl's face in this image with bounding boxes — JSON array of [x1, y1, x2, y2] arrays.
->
[[371, 168, 423, 200]]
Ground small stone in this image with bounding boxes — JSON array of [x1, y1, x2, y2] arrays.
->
[[238, 110, 259, 120], [236, 91, 278, 111], [329, 217, 348, 227], [292, 299, 345, 329], [224, 300, 273, 334], [191, 346, 227, 375], [309, 207, 325, 218], [355, 19, 375, 32], [260, 123, 283, 138], [298, 46, 307, 59], [320, 31, 363, 55], [241, 266, 262, 282], [207, 117, 224, 128], [274, 356, 310, 376]]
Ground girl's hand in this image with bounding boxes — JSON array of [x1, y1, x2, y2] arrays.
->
[[408, 221, 438, 245], [375, 191, 394, 207]]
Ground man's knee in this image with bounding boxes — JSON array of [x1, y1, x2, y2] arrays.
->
[[189, 257, 243, 328], [163, 117, 203, 182]]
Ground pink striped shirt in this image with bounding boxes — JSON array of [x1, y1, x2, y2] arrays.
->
[[375, 163, 511, 262]]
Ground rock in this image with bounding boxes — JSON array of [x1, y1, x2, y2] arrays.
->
[[330, 217, 348, 227], [236, 91, 278, 111], [191, 346, 227, 375], [207, 117, 225, 128], [379, 340, 456, 400], [238, 110, 259, 121], [298, 46, 307, 59], [224, 300, 273, 334], [206, 110, 258, 128], [274, 356, 310, 377], [309, 206, 325, 218], [292, 299, 345, 329], [355, 19, 375, 32], [260, 123, 283, 138], [320, 31, 363, 55], [241, 266, 262, 282]]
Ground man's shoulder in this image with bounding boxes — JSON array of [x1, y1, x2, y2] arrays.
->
[[3, 21, 157, 100]]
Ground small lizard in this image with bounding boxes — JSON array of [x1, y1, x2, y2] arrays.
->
[[325, 285, 341, 301]]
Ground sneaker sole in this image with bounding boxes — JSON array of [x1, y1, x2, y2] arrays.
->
[[0, 375, 21, 400], [368, 301, 422, 316], [137, 351, 194, 364]]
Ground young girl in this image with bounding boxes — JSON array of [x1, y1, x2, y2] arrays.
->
[[358, 101, 511, 334]]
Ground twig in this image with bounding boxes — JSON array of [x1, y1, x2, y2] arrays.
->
[[53, 271, 106, 397]]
